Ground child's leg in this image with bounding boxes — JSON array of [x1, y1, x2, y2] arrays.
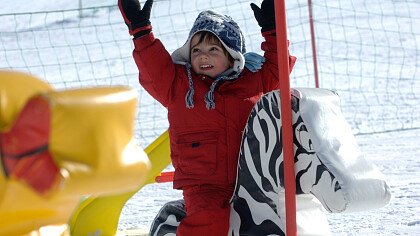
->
[[176, 184, 232, 236]]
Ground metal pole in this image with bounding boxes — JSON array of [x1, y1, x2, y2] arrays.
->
[[274, 0, 297, 235]]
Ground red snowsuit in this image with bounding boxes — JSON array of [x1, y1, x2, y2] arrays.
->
[[132, 30, 295, 235]]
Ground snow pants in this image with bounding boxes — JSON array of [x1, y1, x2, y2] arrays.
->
[[176, 184, 233, 236]]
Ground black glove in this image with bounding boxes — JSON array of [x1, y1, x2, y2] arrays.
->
[[250, 0, 275, 33], [118, 0, 153, 38]]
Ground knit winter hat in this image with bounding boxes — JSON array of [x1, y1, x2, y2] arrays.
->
[[171, 10, 246, 109], [172, 10, 246, 72]]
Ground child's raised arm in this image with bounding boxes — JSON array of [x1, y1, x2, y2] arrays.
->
[[118, 0, 177, 107], [250, 0, 296, 89]]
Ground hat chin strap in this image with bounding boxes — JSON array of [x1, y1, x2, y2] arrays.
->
[[218, 68, 235, 77]]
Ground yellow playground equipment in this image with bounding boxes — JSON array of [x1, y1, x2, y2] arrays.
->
[[0, 70, 170, 235]]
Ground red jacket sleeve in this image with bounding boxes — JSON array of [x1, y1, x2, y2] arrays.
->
[[259, 30, 297, 91], [132, 33, 178, 107]]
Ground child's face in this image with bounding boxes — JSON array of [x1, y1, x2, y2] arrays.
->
[[190, 34, 232, 78]]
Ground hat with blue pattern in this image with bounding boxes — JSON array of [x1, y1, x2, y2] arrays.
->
[[171, 10, 246, 72]]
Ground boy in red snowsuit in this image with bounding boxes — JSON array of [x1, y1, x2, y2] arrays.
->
[[118, 0, 295, 234]]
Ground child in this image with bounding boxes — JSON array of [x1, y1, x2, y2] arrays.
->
[[118, 0, 296, 234]]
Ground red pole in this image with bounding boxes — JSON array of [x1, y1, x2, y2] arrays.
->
[[308, 0, 320, 88], [274, 0, 297, 235]]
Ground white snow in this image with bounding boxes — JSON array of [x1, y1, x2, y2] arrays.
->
[[0, 0, 419, 235]]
